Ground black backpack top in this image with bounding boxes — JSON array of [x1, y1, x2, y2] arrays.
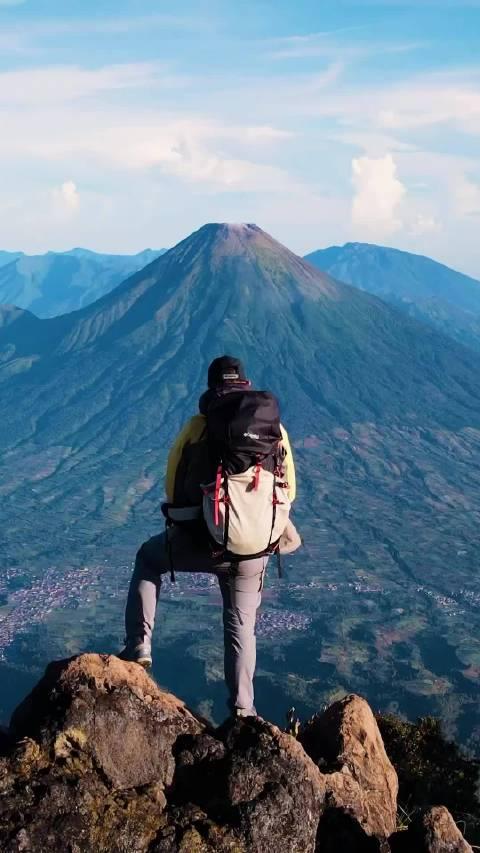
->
[[206, 390, 282, 475]]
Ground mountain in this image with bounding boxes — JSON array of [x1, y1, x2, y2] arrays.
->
[[0, 247, 165, 318], [1, 223, 478, 431], [0, 250, 22, 269], [0, 305, 62, 380], [2, 223, 480, 742], [304, 242, 480, 351]]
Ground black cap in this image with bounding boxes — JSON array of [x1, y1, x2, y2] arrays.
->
[[207, 355, 247, 389]]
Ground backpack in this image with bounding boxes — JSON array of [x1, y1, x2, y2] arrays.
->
[[201, 390, 291, 559]]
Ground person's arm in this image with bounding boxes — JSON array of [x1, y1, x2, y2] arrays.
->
[[165, 418, 196, 502], [280, 424, 296, 503]]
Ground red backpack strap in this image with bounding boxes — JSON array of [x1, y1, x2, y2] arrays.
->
[[214, 464, 223, 526]]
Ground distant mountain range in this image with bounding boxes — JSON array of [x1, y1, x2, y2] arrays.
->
[[2, 242, 480, 356], [0, 251, 22, 269], [305, 242, 480, 351], [0, 248, 165, 318]]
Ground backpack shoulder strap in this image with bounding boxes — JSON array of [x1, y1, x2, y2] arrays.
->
[[166, 415, 208, 503]]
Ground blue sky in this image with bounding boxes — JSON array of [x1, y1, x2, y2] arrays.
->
[[1, 0, 480, 275]]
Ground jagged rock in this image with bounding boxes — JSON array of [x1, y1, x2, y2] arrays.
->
[[151, 804, 246, 852], [172, 716, 327, 853], [10, 653, 203, 789], [1, 656, 470, 853], [0, 770, 167, 852], [0, 654, 204, 852], [316, 807, 392, 851], [299, 694, 398, 838], [0, 725, 11, 755], [389, 806, 473, 852], [175, 729, 227, 771]]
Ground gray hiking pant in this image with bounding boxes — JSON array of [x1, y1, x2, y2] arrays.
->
[[125, 525, 267, 716]]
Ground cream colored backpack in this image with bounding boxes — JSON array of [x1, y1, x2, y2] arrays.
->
[[201, 388, 291, 559]]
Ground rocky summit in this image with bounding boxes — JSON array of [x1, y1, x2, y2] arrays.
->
[[0, 654, 472, 852]]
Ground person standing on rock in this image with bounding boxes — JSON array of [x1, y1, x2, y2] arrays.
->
[[119, 355, 300, 718]]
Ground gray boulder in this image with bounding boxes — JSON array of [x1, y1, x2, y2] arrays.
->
[[300, 694, 398, 838], [390, 806, 473, 852]]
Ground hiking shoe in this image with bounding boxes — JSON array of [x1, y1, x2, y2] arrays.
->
[[117, 642, 152, 669], [232, 707, 257, 719]]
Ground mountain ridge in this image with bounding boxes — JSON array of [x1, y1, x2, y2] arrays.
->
[[0, 246, 166, 319], [305, 241, 480, 350], [2, 222, 479, 430], [305, 241, 480, 310]]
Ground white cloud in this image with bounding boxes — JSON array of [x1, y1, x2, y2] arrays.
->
[[264, 67, 480, 139], [0, 12, 204, 36], [454, 175, 480, 218], [242, 125, 295, 142], [44, 14, 202, 35], [104, 125, 297, 192], [351, 154, 406, 236], [53, 181, 80, 214], [163, 149, 295, 192], [0, 95, 297, 193], [376, 81, 480, 134], [0, 63, 166, 106], [0, 63, 297, 194], [0, 14, 203, 56], [0, 46, 479, 274], [268, 31, 425, 61], [410, 214, 441, 235], [270, 35, 354, 61]]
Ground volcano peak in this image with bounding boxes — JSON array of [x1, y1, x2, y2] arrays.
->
[[183, 221, 273, 255], [195, 221, 261, 237]]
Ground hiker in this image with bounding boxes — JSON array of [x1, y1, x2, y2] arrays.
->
[[119, 355, 300, 718]]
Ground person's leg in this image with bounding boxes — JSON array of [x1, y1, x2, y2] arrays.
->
[[122, 526, 219, 664], [123, 533, 169, 659], [218, 557, 267, 716]]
